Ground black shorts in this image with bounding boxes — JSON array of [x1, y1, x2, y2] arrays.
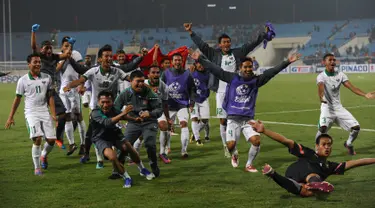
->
[[94, 139, 125, 160], [54, 93, 66, 115], [285, 160, 315, 183]]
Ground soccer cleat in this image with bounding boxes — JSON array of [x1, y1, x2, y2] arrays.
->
[[140, 168, 155, 180], [123, 178, 132, 188], [231, 154, 239, 168], [40, 156, 48, 169], [96, 161, 104, 169], [262, 163, 275, 176], [204, 136, 210, 142], [189, 135, 195, 143], [159, 153, 171, 164], [224, 146, 231, 158], [67, 144, 78, 156], [34, 168, 43, 176], [151, 163, 160, 178], [80, 155, 90, 163], [108, 173, 122, 180], [196, 140, 204, 146], [55, 140, 65, 149], [181, 152, 189, 158], [306, 181, 335, 193], [78, 144, 85, 155], [344, 142, 356, 155], [245, 165, 258, 173]]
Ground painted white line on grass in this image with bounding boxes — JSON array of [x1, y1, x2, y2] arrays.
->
[[262, 121, 375, 132]]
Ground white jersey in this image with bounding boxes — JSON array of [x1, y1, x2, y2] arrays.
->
[[59, 50, 83, 94], [16, 72, 53, 116], [218, 54, 236, 93], [83, 66, 127, 110], [317, 71, 349, 108], [145, 79, 169, 101]]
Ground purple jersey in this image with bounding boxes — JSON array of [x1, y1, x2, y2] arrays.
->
[[192, 70, 210, 103], [164, 69, 190, 107], [223, 75, 258, 118]]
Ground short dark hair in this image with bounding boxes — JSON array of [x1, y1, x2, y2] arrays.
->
[[98, 44, 112, 57], [218, 34, 231, 43], [116, 49, 125, 54], [130, 70, 145, 80], [149, 64, 160, 71], [316, 133, 333, 145], [97, 90, 114, 100], [239, 57, 253, 67], [323, 53, 334, 60], [27, 53, 41, 63], [41, 40, 52, 47], [161, 57, 170, 64], [171, 53, 182, 59], [61, 36, 71, 45]]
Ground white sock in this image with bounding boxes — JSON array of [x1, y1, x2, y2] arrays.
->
[[246, 145, 260, 166], [167, 131, 171, 151], [160, 131, 167, 155], [181, 127, 189, 153], [346, 129, 360, 146], [95, 146, 103, 162], [32, 144, 41, 169], [203, 122, 210, 137], [41, 142, 54, 157], [133, 139, 142, 154], [220, 124, 227, 146], [123, 171, 131, 179], [137, 160, 145, 172], [77, 120, 86, 145], [65, 121, 75, 145], [192, 121, 200, 141]]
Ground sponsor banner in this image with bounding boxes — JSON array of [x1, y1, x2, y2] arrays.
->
[[339, 64, 369, 73], [369, 64, 375, 73], [290, 66, 311, 73], [0, 75, 22, 83], [257, 66, 289, 74]]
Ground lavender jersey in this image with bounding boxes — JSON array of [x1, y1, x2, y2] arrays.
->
[[164, 69, 190, 107], [223, 75, 258, 118], [192, 70, 210, 104]]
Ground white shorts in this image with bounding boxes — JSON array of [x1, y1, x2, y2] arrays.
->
[[226, 119, 260, 142], [59, 90, 81, 114], [158, 108, 189, 123], [82, 91, 91, 105], [319, 104, 359, 131], [26, 113, 56, 139], [216, 92, 227, 118], [190, 99, 210, 119]]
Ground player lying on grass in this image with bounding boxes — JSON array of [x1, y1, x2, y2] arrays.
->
[[249, 120, 375, 197]]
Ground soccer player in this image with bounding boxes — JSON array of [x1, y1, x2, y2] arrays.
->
[[114, 70, 163, 178], [191, 51, 300, 171], [184, 22, 274, 158], [90, 90, 138, 188], [160, 53, 197, 158], [5, 53, 57, 175], [315, 53, 372, 155], [190, 62, 211, 146], [249, 120, 375, 197], [64, 44, 127, 168]]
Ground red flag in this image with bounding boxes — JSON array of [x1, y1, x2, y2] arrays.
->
[[138, 46, 189, 68]]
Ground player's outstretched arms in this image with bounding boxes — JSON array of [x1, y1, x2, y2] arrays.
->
[[345, 158, 375, 171], [343, 81, 371, 99], [249, 120, 295, 149]]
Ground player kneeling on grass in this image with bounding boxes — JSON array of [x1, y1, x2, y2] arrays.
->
[[5, 53, 57, 176], [249, 120, 375, 197], [91, 90, 142, 188]]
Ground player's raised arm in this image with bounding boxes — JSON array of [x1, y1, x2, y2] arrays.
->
[[343, 80, 372, 99], [31, 24, 40, 52], [64, 76, 87, 92], [249, 120, 295, 149], [185, 23, 215, 61], [345, 158, 375, 171]]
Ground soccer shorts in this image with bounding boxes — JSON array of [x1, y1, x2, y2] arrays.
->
[[94, 139, 125, 160], [158, 108, 189, 123], [319, 104, 359, 131], [226, 119, 260, 142], [25, 113, 56, 139], [82, 91, 91, 105], [216, 92, 227, 118], [190, 99, 210, 119], [59, 90, 81, 114], [53, 93, 67, 115]]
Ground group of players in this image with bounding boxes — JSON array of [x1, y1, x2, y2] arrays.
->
[[4, 22, 375, 197]]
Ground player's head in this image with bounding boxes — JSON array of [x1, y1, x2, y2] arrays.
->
[[84, 55, 92, 65], [116, 49, 126, 65], [160, 58, 171, 70], [97, 90, 114, 113], [323, 53, 336, 72], [130, 70, 145, 93], [98, 44, 113, 69], [218, 34, 231, 53], [172, 53, 183, 70], [239, 57, 254, 78], [27, 53, 42, 75], [193, 62, 204, 71], [315, 134, 333, 157], [148, 65, 161, 82], [61, 36, 73, 51], [40, 40, 53, 57]]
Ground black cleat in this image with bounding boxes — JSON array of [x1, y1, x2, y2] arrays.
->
[[344, 142, 356, 155], [67, 144, 78, 156], [204, 136, 210, 142], [151, 164, 160, 178], [78, 144, 85, 155], [108, 173, 122, 180]]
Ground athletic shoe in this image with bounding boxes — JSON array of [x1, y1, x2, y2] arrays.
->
[[189, 135, 195, 143], [140, 168, 155, 180], [262, 163, 275, 176], [96, 161, 104, 169], [231, 154, 239, 168], [224, 146, 231, 158], [306, 181, 335, 193], [204, 136, 210, 142], [34, 168, 43, 176], [123, 178, 132, 188], [67, 143, 78, 156], [159, 153, 171, 164], [80, 155, 90, 163], [245, 165, 258, 173], [108, 173, 122, 180], [344, 142, 356, 155], [40, 156, 48, 169], [55, 140, 64, 149], [151, 163, 160, 178], [181, 152, 189, 158], [78, 144, 85, 155], [196, 140, 204, 146]]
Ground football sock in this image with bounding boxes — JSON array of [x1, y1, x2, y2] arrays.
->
[[32, 144, 41, 169], [271, 172, 302, 195], [65, 121, 75, 145], [346, 129, 360, 146], [246, 145, 260, 166], [181, 127, 189, 153], [220, 124, 227, 146], [192, 121, 200, 141], [41, 142, 54, 157], [159, 131, 167, 155], [77, 120, 86, 145]]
